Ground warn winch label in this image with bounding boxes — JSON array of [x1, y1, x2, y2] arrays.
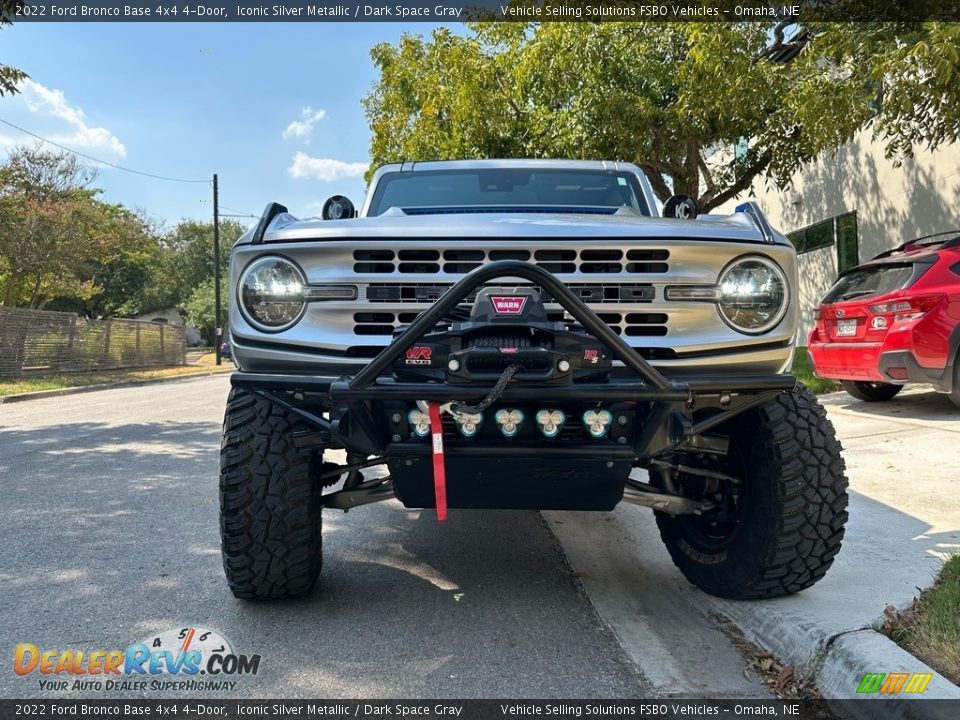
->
[[490, 296, 527, 314], [405, 346, 433, 365]]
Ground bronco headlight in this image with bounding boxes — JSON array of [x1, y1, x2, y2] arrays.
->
[[238, 256, 307, 332], [717, 256, 788, 334]]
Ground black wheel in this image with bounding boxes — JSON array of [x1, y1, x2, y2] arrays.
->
[[220, 388, 323, 599], [656, 385, 848, 600], [841, 380, 902, 402], [949, 352, 960, 409]]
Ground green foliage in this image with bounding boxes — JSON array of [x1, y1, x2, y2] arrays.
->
[[0, 13, 27, 97], [145, 218, 241, 310], [806, 22, 960, 163], [884, 554, 960, 685], [364, 22, 960, 210], [0, 146, 169, 317], [791, 347, 840, 395], [180, 276, 227, 345], [0, 145, 243, 324]]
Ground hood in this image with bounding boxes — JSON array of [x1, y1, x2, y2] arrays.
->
[[256, 210, 769, 244]]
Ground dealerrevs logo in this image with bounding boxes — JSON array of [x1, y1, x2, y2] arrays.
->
[[490, 296, 527, 314], [14, 626, 261, 692]]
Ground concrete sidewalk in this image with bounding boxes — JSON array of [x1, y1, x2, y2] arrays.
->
[[547, 386, 960, 703]]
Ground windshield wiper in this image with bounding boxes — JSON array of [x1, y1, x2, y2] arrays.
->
[[838, 290, 875, 301]]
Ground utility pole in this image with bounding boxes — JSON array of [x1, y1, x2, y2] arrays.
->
[[213, 173, 222, 366]]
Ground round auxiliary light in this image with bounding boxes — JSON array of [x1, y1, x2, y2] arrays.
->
[[454, 412, 483, 438], [238, 256, 307, 332], [407, 409, 431, 438], [494, 409, 524, 438], [716, 256, 788, 334], [583, 409, 613, 439], [536, 409, 566, 438]]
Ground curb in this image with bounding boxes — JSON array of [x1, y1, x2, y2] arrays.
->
[[713, 599, 960, 715], [0, 369, 232, 404]]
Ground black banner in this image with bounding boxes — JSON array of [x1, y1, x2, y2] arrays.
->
[[4, 1, 960, 23], [1, 700, 959, 720]]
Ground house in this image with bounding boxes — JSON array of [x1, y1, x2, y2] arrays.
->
[[134, 308, 203, 346]]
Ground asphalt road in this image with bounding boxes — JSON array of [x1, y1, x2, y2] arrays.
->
[[0, 375, 650, 699]]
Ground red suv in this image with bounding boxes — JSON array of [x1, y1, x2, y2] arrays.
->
[[808, 232, 960, 406]]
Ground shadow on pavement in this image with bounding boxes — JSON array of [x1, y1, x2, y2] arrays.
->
[[0, 419, 646, 698]]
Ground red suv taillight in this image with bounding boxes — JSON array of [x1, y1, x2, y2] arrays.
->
[[869, 294, 945, 321]]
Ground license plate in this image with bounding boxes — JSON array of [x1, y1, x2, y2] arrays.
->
[[836, 319, 858, 337]]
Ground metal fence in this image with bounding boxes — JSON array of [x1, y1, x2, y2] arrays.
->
[[0, 307, 186, 379]]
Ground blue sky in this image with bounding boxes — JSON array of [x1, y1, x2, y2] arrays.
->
[[0, 22, 443, 233]]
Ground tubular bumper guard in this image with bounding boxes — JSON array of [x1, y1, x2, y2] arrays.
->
[[232, 261, 796, 460]]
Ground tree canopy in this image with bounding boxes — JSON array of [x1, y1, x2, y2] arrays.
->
[[0, 145, 245, 324], [0, 12, 27, 96], [364, 22, 960, 211]]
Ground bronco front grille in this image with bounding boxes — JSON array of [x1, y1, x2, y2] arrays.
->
[[363, 282, 655, 304], [353, 248, 669, 275], [351, 310, 667, 338]]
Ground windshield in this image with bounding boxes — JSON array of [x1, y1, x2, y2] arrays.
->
[[367, 169, 650, 216]]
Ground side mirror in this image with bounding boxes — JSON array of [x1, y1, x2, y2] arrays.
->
[[663, 194, 699, 220], [322, 195, 356, 220]]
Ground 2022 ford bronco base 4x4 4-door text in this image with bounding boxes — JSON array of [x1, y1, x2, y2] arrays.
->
[[221, 160, 848, 601]]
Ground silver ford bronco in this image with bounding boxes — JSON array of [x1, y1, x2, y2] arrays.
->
[[221, 159, 848, 601]]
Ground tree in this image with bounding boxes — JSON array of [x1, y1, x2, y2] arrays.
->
[[143, 218, 245, 314], [805, 22, 960, 162], [57, 205, 164, 318], [364, 22, 960, 211], [0, 146, 103, 308], [0, 146, 162, 315], [0, 11, 28, 96], [180, 277, 227, 346]]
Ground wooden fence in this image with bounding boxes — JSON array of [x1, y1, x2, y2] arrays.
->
[[0, 307, 186, 379]]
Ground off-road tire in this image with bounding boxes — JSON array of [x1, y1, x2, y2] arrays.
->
[[220, 388, 323, 599], [656, 385, 848, 600], [841, 380, 902, 402]]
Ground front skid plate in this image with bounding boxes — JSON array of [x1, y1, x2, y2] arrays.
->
[[388, 455, 631, 511]]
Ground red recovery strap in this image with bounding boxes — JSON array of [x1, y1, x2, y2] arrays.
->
[[428, 402, 448, 521]]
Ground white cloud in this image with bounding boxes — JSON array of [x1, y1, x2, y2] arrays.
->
[[20, 79, 126, 160], [282, 106, 327, 141], [288, 152, 367, 182]]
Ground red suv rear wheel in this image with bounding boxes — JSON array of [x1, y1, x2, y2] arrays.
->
[[841, 380, 903, 402]]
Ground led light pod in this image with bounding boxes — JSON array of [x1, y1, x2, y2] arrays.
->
[[494, 409, 524, 437], [583, 409, 613, 438], [536, 409, 566, 438], [454, 411, 483, 438], [407, 409, 431, 438]]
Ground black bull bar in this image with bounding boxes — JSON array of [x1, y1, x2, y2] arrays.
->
[[233, 260, 796, 459]]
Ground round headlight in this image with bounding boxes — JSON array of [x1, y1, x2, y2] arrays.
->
[[717, 256, 788, 334], [238, 256, 307, 332]]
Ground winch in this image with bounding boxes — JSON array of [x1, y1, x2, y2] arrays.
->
[[392, 287, 613, 384]]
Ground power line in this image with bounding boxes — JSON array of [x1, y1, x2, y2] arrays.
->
[[0, 116, 210, 184], [220, 204, 256, 217]]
